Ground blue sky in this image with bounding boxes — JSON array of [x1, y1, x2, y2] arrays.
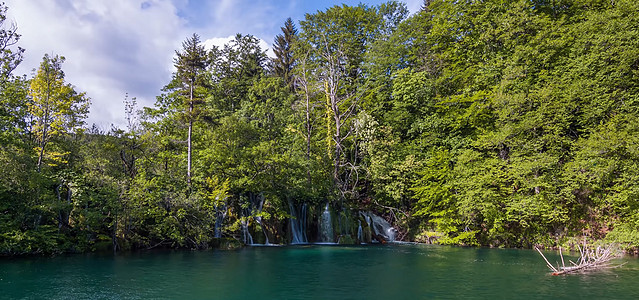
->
[[4, 0, 421, 128]]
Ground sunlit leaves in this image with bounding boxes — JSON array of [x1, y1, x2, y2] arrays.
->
[[28, 54, 90, 171]]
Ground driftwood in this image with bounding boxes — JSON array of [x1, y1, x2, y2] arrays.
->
[[535, 241, 623, 275]]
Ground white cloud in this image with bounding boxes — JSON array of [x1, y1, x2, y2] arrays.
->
[[203, 35, 274, 58], [5, 0, 187, 129], [4, 0, 281, 129], [260, 39, 274, 58], [2, 0, 415, 129], [203, 36, 235, 50]]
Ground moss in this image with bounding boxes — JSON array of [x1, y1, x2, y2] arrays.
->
[[338, 235, 356, 245], [211, 238, 243, 250]]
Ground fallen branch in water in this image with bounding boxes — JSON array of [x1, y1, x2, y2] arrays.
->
[[535, 241, 624, 275]]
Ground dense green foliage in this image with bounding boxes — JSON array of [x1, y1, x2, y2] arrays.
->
[[2, 0, 639, 255]]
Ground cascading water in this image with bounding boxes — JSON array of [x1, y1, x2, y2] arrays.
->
[[253, 194, 270, 245], [319, 203, 334, 243], [255, 217, 269, 245], [239, 194, 254, 245], [367, 212, 397, 243], [241, 218, 253, 245], [386, 227, 396, 242], [289, 201, 308, 244], [357, 220, 363, 242]]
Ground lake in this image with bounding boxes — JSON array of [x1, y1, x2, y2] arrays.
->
[[1, 244, 638, 299]]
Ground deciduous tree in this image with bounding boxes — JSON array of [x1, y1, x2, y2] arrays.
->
[[28, 54, 89, 172]]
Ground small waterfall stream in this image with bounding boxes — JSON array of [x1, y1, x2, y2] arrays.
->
[[357, 220, 363, 242], [240, 192, 267, 245], [289, 201, 308, 244], [319, 203, 334, 243], [253, 194, 270, 245], [241, 219, 253, 245], [367, 212, 397, 243], [255, 194, 271, 245], [255, 217, 269, 245]]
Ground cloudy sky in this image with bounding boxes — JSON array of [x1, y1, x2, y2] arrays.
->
[[5, 0, 421, 129]]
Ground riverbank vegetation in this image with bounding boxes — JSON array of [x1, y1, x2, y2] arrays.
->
[[2, 0, 639, 255]]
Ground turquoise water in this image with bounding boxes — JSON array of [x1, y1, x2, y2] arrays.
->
[[1, 244, 638, 299]]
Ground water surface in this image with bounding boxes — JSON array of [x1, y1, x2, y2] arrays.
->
[[1, 244, 637, 299]]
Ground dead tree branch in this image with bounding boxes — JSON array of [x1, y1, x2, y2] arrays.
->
[[535, 241, 624, 276]]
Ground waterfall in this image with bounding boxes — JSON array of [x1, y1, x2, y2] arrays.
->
[[255, 217, 269, 245], [289, 201, 308, 244], [237, 192, 274, 245], [253, 194, 270, 245], [241, 218, 253, 245], [239, 193, 263, 245], [386, 227, 396, 242], [319, 203, 334, 243], [357, 220, 363, 243], [255, 197, 269, 245], [367, 212, 397, 243]]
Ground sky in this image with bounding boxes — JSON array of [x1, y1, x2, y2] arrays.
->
[[4, 0, 422, 129]]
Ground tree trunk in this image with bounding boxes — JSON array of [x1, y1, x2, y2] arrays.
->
[[37, 142, 45, 172], [36, 82, 52, 173], [187, 81, 193, 187], [305, 80, 312, 186]]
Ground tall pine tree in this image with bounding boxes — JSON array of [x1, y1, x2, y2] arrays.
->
[[272, 18, 297, 90], [172, 33, 209, 186]]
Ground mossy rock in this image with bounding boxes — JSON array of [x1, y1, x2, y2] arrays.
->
[[338, 235, 356, 245]]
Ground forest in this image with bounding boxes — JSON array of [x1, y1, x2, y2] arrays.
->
[[1, 0, 639, 255]]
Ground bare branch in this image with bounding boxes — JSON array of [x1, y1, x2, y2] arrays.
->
[[536, 244, 624, 276]]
